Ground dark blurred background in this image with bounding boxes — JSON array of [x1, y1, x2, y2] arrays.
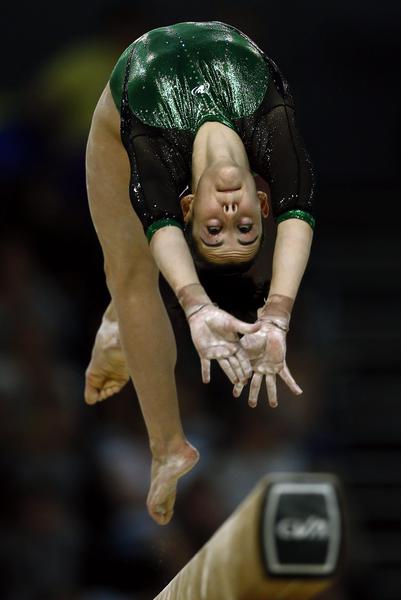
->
[[1, 1, 400, 598]]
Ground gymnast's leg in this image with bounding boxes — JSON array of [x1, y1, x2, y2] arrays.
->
[[85, 84, 198, 525]]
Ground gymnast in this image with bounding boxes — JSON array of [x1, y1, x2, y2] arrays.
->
[[84, 21, 315, 525]]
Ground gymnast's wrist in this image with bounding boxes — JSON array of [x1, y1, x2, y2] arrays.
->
[[257, 294, 293, 323], [177, 283, 212, 318]]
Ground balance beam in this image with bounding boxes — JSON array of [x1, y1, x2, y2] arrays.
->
[[155, 473, 343, 600]]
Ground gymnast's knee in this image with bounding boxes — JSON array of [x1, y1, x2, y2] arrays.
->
[[104, 253, 159, 294]]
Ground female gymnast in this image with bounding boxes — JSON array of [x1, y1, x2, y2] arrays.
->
[[84, 21, 315, 525]]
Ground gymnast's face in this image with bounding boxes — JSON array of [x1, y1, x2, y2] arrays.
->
[[181, 164, 269, 263]]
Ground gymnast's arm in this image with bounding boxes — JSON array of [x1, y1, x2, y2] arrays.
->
[[267, 219, 313, 318], [149, 227, 259, 385], [238, 97, 315, 406], [259, 99, 315, 322]]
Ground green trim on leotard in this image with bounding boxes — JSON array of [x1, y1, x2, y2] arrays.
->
[[146, 218, 184, 242], [276, 209, 316, 230]]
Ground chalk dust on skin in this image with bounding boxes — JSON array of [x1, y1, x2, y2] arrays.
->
[[147, 442, 200, 525]]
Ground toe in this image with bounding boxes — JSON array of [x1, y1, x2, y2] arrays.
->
[[84, 383, 100, 405]]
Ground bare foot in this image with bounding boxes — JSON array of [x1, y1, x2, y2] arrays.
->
[[85, 322, 130, 405], [147, 441, 199, 525]]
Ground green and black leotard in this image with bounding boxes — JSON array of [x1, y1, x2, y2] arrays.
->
[[109, 21, 315, 241]]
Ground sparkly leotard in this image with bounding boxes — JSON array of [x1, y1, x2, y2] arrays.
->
[[109, 21, 315, 240]]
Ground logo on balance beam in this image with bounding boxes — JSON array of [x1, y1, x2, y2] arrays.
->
[[262, 478, 342, 576]]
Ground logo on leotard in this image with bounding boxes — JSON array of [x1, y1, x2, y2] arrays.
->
[[191, 83, 210, 96]]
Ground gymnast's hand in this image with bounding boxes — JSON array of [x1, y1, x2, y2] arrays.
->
[[187, 303, 260, 385], [232, 298, 303, 408]]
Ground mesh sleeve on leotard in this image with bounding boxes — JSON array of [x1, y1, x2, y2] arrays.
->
[[244, 57, 316, 229], [251, 104, 316, 228], [122, 129, 190, 240], [119, 45, 191, 241]]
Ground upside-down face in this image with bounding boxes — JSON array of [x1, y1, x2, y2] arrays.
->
[[181, 164, 269, 264]]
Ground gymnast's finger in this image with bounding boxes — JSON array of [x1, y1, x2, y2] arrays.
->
[[248, 373, 263, 408], [218, 358, 238, 384], [234, 345, 253, 380], [233, 382, 245, 398], [227, 316, 261, 335], [265, 374, 278, 408], [228, 354, 247, 384], [280, 363, 303, 395], [201, 358, 211, 384]]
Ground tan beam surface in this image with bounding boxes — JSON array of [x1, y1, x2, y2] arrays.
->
[[155, 476, 336, 600]]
